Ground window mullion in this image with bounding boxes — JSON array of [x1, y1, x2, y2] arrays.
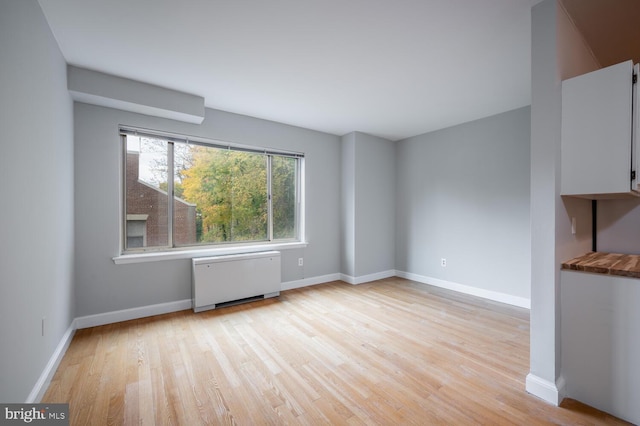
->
[[167, 142, 175, 248], [297, 158, 304, 242], [267, 155, 273, 242], [121, 135, 128, 251]]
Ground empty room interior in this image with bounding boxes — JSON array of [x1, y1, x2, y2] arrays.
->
[[2, 0, 640, 424]]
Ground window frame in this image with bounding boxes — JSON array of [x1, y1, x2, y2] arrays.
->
[[119, 126, 304, 255]]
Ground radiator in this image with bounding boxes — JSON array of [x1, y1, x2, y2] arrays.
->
[[191, 251, 281, 312]]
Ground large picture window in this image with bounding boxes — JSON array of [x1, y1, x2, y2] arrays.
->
[[121, 128, 303, 253]]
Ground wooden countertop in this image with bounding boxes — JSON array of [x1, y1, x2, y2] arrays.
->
[[561, 251, 640, 278]]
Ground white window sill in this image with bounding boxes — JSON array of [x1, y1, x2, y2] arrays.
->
[[113, 241, 308, 265]]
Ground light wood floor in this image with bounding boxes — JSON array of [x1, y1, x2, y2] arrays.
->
[[43, 278, 630, 425]]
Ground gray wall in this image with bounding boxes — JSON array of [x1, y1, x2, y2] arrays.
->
[[529, 0, 597, 402], [341, 132, 396, 279], [0, 0, 75, 402], [353, 132, 396, 277], [74, 103, 341, 317], [529, 1, 563, 391], [341, 133, 356, 277], [395, 106, 531, 299]]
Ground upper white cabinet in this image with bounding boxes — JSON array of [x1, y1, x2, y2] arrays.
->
[[561, 60, 639, 198]]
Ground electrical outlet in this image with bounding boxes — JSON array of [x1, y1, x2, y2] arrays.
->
[[441, 258, 447, 267], [298, 258, 304, 266]]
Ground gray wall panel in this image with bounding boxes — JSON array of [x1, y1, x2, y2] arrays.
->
[[73, 103, 341, 317], [396, 107, 531, 299], [0, 0, 75, 402]]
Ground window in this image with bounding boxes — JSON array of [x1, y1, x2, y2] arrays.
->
[[126, 215, 148, 248], [121, 128, 303, 253]]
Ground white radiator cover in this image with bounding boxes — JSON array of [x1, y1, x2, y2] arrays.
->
[[191, 251, 281, 312]]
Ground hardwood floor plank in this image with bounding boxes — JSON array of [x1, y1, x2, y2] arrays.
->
[[43, 278, 631, 425]]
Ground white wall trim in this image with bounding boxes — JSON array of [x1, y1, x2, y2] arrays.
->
[[281, 273, 341, 291], [556, 375, 566, 403], [73, 271, 348, 331], [26, 324, 76, 403], [340, 270, 396, 285], [75, 299, 193, 329], [32, 271, 531, 403], [526, 373, 565, 406], [114, 241, 308, 265], [395, 270, 531, 309], [340, 274, 356, 284]]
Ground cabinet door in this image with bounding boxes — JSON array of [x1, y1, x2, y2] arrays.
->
[[561, 60, 634, 197]]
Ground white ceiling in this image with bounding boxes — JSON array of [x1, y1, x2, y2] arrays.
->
[[38, 0, 541, 141]]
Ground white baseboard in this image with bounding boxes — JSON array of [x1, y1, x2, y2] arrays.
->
[[395, 270, 531, 309], [281, 273, 341, 291], [75, 271, 351, 329], [340, 270, 396, 285], [340, 274, 355, 284], [526, 373, 565, 406], [27, 323, 75, 403], [74, 299, 193, 329], [70, 272, 529, 330], [33, 270, 530, 403]]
